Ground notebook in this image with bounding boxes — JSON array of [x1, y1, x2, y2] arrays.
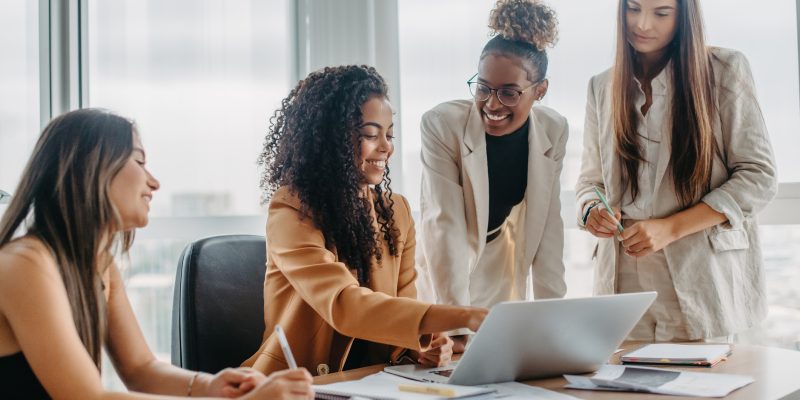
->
[[313, 372, 496, 400], [621, 344, 732, 367]]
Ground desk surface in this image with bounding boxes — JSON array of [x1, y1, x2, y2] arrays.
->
[[314, 342, 800, 399]]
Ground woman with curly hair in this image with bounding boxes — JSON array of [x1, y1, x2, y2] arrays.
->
[[418, 0, 567, 352], [0, 108, 313, 399], [577, 0, 776, 341], [242, 65, 488, 375]]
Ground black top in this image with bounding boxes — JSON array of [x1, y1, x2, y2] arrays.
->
[[0, 352, 50, 399], [486, 119, 529, 238]]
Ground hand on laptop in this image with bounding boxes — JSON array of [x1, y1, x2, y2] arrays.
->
[[451, 335, 468, 354], [415, 333, 454, 367]]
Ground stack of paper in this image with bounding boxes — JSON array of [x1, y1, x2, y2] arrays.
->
[[564, 365, 753, 397], [621, 344, 732, 367]]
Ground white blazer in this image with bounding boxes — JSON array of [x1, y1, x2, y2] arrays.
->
[[575, 47, 778, 338], [418, 99, 568, 307]]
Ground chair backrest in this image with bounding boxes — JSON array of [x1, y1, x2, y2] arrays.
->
[[171, 234, 267, 373]]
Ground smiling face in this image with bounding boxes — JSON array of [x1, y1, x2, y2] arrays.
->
[[356, 96, 394, 187], [625, 0, 679, 59], [108, 134, 160, 230], [476, 53, 547, 136]]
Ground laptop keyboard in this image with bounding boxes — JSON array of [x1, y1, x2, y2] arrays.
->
[[430, 369, 454, 377]]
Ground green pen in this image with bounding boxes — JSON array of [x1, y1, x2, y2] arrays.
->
[[593, 186, 624, 233]]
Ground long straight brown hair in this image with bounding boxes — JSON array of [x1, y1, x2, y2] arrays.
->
[[0, 109, 135, 368], [612, 0, 716, 207]]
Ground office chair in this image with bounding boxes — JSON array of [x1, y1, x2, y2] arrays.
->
[[171, 234, 267, 373]]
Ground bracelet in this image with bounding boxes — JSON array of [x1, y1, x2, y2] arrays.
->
[[582, 200, 601, 226], [187, 371, 200, 397]]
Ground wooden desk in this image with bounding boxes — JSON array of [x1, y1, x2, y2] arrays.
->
[[314, 342, 800, 399]]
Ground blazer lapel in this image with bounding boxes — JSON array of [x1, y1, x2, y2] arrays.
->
[[462, 103, 490, 255], [650, 72, 672, 200], [522, 109, 555, 265]]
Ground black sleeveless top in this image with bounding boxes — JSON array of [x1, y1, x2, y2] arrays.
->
[[0, 352, 50, 399]]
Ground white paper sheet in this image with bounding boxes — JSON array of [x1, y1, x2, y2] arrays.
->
[[564, 365, 754, 397]]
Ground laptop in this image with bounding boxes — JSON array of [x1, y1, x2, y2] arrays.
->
[[384, 292, 656, 385]]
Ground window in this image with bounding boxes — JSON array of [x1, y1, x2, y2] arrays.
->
[[86, 0, 290, 388], [0, 1, 40, 202], [398, 0, 495, 211]]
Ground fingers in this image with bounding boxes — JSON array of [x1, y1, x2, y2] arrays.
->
[[587, 220, 615, 238], [421, 335, 452, 362], [594, 206, 621, 232], [620, 225, 654, 257], [418, 341, 454, 367], [216, 368, 250, 384], [450, 335, 468, 354], [270, 368, 313, 382], [468, 308, 489, 332], [251, 368, 315, 400]]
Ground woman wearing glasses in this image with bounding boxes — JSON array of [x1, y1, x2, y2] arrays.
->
[[418, 0, 566, 350], [577, 0, 777, 340]]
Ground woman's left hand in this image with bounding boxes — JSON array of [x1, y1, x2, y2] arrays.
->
[[417, 333, 454, 367], [620, 218, 677, 258], [199, 367, 266, 398]]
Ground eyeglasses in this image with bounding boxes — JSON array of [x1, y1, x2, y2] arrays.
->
[[467, 73, 542, 107]]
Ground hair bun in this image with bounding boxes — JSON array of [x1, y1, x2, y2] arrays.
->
[[488, 0, 558, 51]]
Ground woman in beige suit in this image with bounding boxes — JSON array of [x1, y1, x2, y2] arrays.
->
[[577, 0, 777, 341], [244, 65, 488, 376], [419, 0, 567, 351]]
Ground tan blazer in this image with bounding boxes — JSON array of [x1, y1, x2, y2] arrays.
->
[[418, 100, 568, 307], [576, 47, 778, 338], [242, 186, 432, 375]]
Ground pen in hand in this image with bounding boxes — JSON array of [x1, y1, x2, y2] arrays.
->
[[274, 325, 298, 369], [593, 186, 624, 234]]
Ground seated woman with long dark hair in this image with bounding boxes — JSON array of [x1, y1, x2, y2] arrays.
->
[[243, 65, 488, 375], [0, 109, 313, 399]]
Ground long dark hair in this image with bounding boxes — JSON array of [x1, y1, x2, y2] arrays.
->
[[0, 108, 135, 368], [258, 65, 399, 285], [612, 0, 716, 207]]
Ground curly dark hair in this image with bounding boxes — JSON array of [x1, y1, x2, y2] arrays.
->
[[258, 65, 399, 285]]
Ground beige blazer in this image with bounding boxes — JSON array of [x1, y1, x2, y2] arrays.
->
[[418, 99, 568, 307], [576, 47, 778, 338], [242, 186, 432, 375]]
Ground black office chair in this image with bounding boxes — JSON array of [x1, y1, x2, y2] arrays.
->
[[171, 234, 267, 373]]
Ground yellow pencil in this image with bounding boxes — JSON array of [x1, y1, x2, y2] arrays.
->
[[397, 384, 457, 397]]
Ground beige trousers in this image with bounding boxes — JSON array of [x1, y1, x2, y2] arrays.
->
[[617, 246, 692, 342]]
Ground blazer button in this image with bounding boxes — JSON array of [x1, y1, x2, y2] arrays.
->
[[317, 363, 329, 375]]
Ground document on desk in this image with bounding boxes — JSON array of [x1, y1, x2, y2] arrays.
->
[[563, 365, 754, 397], [313, 372, 495, 399], [313, 372, 581, 400]]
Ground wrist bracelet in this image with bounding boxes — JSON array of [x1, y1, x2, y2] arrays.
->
[[187, 372, 200, 397], [582, 200, 600, 226]]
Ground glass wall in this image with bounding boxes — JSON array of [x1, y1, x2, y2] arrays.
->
[[0, 1, 40, 205], [85, 0, 291, 388]]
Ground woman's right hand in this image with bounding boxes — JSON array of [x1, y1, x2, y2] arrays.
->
[[466, 307, 488, 332], [240, 368, 314, 400], [585, 203, 622, 239]]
